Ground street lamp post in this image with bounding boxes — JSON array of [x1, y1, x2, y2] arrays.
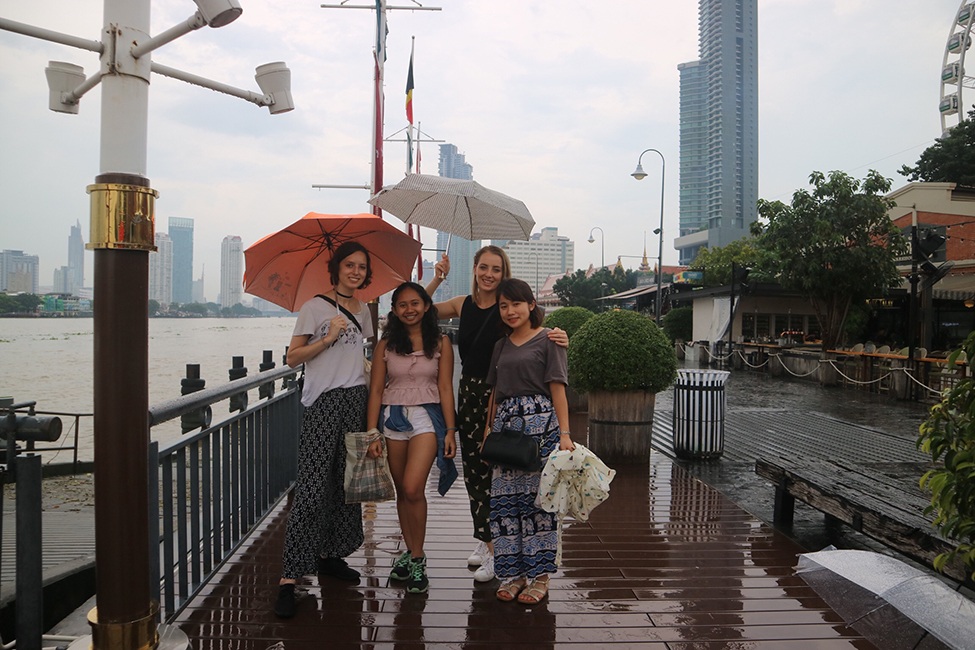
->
[[588, 226, 604, 269], [631, 148, 666, 323], [2, 3, 290, 647]]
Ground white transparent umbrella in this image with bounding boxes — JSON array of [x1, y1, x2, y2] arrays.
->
[[367, 173, 535, 252], [796, 548, 975, 650]]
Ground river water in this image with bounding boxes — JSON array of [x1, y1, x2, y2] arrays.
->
[[1, 317, 296, 461], [2, 317, 935, 463]]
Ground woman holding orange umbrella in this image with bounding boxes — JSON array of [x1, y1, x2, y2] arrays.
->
[[274, 241, 375, 618]]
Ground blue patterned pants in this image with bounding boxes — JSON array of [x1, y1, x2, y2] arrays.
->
[[488, 394, 561, 580]]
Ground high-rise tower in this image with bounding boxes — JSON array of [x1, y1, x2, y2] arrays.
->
[[169, 217, 194, 304], [67, 220, 85, 294], [676, 0, 758, 265], [149, 232, 173, 306], [436, 144, 478, 300], [220, 235, 243, 308]]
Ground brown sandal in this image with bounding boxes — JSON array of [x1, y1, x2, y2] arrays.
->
[[496, 578, 527, 602], [516, 576, 549, 604]]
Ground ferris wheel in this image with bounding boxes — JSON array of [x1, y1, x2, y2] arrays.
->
[[940, 2, 975, 131]]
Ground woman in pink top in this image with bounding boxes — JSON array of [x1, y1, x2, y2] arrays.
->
[[366, 282, 457, 594]]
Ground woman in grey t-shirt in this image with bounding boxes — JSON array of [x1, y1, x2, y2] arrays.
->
[[484, 278, 574, 605]]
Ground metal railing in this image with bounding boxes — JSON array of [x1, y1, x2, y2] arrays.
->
[[147, 363, 301, 620]]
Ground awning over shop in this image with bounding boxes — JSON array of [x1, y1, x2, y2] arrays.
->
[[596, 282, 672, 301]]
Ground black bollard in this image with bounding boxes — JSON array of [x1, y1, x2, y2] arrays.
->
[[180, 364, 211, 433], [259, 350, 276, 400], [229, 356, 248, 412]]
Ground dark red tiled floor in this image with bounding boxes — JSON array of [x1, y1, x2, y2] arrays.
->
[[172, 452, 874, 649]]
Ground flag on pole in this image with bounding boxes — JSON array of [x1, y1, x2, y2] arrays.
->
[[406, 40, 414, 124], [406, 39, 415, 173], [375, 0, 387, 73]]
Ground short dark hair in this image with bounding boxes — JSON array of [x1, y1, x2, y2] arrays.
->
[[497, 278, 545, 330], [328, 241, 373, 290]]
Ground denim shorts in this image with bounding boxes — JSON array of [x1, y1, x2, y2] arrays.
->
[[382, 405, 435, 441]]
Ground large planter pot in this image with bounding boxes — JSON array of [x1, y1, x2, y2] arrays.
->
[[586, 390, 655, 463]]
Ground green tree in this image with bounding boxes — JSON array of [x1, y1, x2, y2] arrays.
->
[[689, 238, 761, 287], [900, 107, 975, 186], [182, 302, 209, 316], [753, 170, 908, 352], [148, 299, 160, 316], [918, 334, 975, 581], [553, 266, 634, 311]]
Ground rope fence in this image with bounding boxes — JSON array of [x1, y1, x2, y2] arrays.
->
[[680, 343, 952, 398]]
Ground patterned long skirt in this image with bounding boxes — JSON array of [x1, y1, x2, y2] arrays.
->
[[457, 374, 493, 542], [281, 385, 367, 580], [488, 394, 561, 580]]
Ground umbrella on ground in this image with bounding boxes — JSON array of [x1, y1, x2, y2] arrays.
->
[[367, 173, 535, 245], [243, 212, 421, 312], [796, 548, 975, 650]]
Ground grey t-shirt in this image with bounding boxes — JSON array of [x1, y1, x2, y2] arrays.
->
[[486, 328, 568, 400]]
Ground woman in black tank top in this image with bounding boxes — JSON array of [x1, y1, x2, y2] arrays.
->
[[425, 245, 567, 583]]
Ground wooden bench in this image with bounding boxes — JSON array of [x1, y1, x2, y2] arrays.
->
[[755, 456, 971, 584]]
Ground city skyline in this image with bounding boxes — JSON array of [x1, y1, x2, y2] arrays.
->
[[0, 1, 965, 298]]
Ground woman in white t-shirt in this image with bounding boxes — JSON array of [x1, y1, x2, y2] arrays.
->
[[274, 241, 375, 619]]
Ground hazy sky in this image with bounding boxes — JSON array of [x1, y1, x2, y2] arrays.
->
[[0, 0, 964, 300]]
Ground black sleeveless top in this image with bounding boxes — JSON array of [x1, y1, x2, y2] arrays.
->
[[458, 295, 503, 379]]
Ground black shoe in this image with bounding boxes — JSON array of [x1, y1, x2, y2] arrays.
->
[[317, 556, 361, 581], [274, 583, 296, 618]]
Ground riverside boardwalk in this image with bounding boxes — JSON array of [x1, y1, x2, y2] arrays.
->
[[172, 447, 873, 649], [16, 364, 951, 648]]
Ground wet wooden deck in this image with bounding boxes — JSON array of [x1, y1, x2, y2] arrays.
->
[[172, 451, 874, 649]]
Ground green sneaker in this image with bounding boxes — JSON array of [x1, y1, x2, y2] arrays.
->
[[390, 551, 412, 581], [407, 555, 429, 593]]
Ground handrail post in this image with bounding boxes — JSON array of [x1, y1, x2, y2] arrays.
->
[[16, 454, 43, 650]]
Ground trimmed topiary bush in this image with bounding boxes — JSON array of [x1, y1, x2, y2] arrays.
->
[[568, 309, 678, 394], [661, 306, 693, 343], [544, 306, 595, 338]]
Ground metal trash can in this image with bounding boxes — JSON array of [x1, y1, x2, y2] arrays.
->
[[672, 369, 730, 460]]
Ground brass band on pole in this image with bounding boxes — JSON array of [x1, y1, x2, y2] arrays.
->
[[86, 183, 158, 251], [86, 601, 159, 650]]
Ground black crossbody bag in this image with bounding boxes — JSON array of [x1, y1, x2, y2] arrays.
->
[[479, 339, 541, 471]]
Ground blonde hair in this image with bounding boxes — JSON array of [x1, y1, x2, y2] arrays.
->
[[471, 245, 512, 299]]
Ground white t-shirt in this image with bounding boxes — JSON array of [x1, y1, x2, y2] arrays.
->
[[292, 296, 374, 407]]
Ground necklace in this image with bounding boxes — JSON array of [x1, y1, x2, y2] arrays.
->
[[335, 290, 354, 299]]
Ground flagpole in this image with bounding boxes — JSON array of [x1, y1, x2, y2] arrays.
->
[[370, 0, 387, 217]]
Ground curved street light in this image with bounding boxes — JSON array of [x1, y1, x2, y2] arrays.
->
[[631, 148, 666, 323], [588, 226, 605, 269]]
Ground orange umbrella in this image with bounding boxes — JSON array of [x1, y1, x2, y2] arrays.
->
[[243, 212, 421, 311]]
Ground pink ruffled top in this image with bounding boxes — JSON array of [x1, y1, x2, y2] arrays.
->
[[382, 348, 441, 406]]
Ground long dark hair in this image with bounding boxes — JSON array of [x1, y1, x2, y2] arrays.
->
[[383, 282, 441, 358], [497, 278, 545, 332], [328, 241, 373, 290]]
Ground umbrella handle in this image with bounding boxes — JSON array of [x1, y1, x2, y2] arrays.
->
[[439, 233, 452, 280]]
